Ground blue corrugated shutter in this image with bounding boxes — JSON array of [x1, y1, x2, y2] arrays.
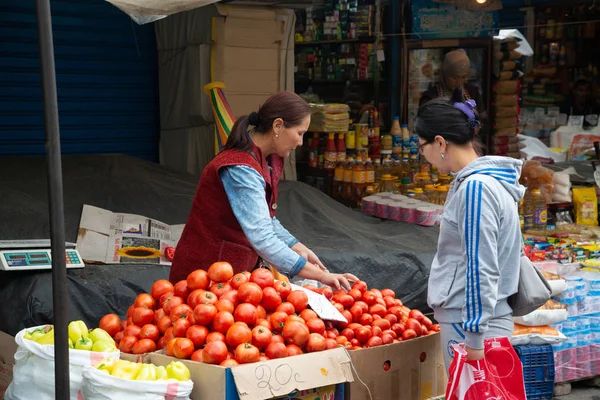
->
[[0, 0, 159, 161]]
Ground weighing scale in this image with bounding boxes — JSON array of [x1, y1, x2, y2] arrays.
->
[[0, 240, 85, 271]]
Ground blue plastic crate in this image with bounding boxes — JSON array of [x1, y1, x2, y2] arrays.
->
[[514, 344, 555, 400]]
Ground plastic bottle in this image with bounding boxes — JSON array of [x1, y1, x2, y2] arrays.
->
[[343, 158, 355, 204], [374, 158, 382, 186], [346, 121, 356, 150], [399, 177, 414, 195], [391, 117, 402, 157], [413, 187, 428, 202], [401, 123, 410, 142], [391, 159, 402, 180], [424, 184, 437, 204], [523, 189, 534, 231], [324, 132, 337, 171], [409, 154, 419, 181], [333, 160, 345, 200], [382, 158, 392, 177], [437, 185, 449, 205], [532, 189, 548, 231], [365, 159, 375, 197], [376, 174, 398, 194], [336, 132, 346, 162], [309, 133, 319, 169], [352, 156, 366, 206]]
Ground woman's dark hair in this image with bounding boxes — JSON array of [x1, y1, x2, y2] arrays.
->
[[414, 98, 480, 146], [223, 91, 310, 152]]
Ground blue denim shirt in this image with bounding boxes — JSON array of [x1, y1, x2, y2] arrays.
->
[[219, 165, 306, 277]]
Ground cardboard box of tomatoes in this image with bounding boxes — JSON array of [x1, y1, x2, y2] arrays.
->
[[102, 263, 445, 400]]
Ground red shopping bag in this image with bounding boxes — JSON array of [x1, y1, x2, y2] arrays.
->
[[446, 337, 527, 400]]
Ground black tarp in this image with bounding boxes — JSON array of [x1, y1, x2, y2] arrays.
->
[[0, 155, 439, 336]]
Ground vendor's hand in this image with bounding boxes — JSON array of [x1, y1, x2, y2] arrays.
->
[[292, 242, 327, 272], [320, 272, 359, 291], [465, 346, 485, 361]]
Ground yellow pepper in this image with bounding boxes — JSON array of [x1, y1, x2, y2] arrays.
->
[[75, 335, 93, 351], [111, 360, 141, 380], [89, 328, 114, 345], [135, 364, 158, 381], [166, 361, 190, 381], [36, 327, 55, 345], [155, 366, 168, 380], [68, 320, 89, 344], [92, 340, 117, 353], [96, 357, 118, 374]]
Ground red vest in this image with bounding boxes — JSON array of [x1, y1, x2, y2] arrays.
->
[[169, 145, 284, 283]]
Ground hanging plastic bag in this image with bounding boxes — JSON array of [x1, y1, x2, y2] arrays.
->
[[446, 337, 526, 400], [79, 365, 193, 400], [5, 325, 119, 400]]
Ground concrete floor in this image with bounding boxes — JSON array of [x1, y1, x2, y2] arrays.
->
[[555, 382, 600, 400]]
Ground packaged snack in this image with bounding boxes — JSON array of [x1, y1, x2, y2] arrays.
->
[[573, 187, 598, 226]]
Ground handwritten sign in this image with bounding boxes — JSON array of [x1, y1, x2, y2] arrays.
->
[[289, 283, 347, 323], [231, 347, 353, 400]]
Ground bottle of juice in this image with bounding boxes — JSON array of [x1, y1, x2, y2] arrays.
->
[[333, 160, 345, 200], [365, 158, 375, 197], [352, 156, 366, 206], [532, 189, 547, 231], [413, 187, 428, 202], [343, 158, 355, 205], [424, 184, 437, 204], [324, 132, 337, 171], [336, 132, 346, 162]]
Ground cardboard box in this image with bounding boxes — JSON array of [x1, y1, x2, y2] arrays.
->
[[347, 333, 446, 400], [0, 331, 16, 400], [151, 347, 354, 400], [119, 352, 153, 364]]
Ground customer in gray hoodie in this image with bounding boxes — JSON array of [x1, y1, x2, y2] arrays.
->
[[415, 98, 525, 371]]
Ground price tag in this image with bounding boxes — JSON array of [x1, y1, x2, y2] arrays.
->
[[568, 115, 584, 127], [377, 49, 385, 62], [290, 283, 348, 323], [231, 347, 353, 400]]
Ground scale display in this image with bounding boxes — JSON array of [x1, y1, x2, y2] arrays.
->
[[0, 240, 85, 271]]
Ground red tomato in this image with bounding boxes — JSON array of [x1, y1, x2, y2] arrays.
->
[[231, 273, 248, 290], [219, 290, 239, 308], [340, 310, 353, 326], [234, 303, 258, 326], [191, 349, 203, 362], [341, 328, 355, 340], [114, 331, 124, 345], [409, 309, 425, 324], [287, 291, 309, 313], [286, 315, 305, 324], [422, 316, 433, 330], [251, 325, 273, 350], [162, 296, 184, 315], [387, 306, 403, 320], [349, 305, 364, 323], [306, 318, 326, 335], [134, 293, 156, 310], [265, 341, 287, 359], [206, 332, 225, 343], [282, 321, 310, 347], [193, 303, 217, 325], [371, 289, 383, 299], [250, 268, 275, 289], [172, 318, 191, 338], [164, 338, 178, 356], [173, 280, 189, 300], [286, 344, 303, 357], [299, 309, 318, 322], [348, 289, 363, 302], [215, 299, 235, 314], [366, 336, 383, 348], [157, 316, 172, 334], [156, 336, 167, 350], [325, 338, 339, 349], [188, 290, 217, 309], [213, 311, 235, 334], [359, 313, 374, 326], [335, 294, 355, 308], [131, 338, 156, 354], [270, 311, 288, 332], [354, 301, 369, 314], [237, 283, 263, 306], [335, 336, 348, 345], [362, 291, 377, 305], [276, 302, 295, 315], [163, 327, 176, 343], [124, 324, 141, 339], [220, 359, 240, 367], [402, 329, 417, 340], [99, 314, 121, 337], [256, 305, 267, 320], [272, 334, 285, 344], [373, 318, 391, 331], [326, 329, 338, 339], [172, 338, 195, 359], [333, 303, 344, 312], [139, 324, 159, 342], [355, 327, 372, 345], [371, 326, 383, 338], [273, 281, 292, 301], [186, 325, 209, 348], [202, 340, 229, 364], [352, 281, 368, 294], [210, 282, 233, 298], [370, 304, 387, 318], [208, 262, 234, 283], [154, 308, 167, 324], [406, 318, 422, 336], [187, 270, 210, 291], [382, 329, 397, 339], [385, 314, 398, 325], [132, 307, 155, 326], [348, 323, 362, 331], [303, 333, 326, 352], [431, 324, 441, 332], [383, 296, 397, 309], [381, 288, 396, 298], [170, 304, 193, 323], [226, 322, 252, 348], [151, 280, 174, 300], [261, 287, 282, 311], [119, 336, 138, 353], [391, 323, 405, 337]]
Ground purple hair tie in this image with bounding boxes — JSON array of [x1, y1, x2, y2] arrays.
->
[[454, 100, 480, 129]]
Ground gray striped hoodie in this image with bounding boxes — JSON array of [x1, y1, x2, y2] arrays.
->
[[428, 156, 525, 349]]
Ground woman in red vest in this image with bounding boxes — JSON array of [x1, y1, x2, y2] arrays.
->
[[170, 91, 358, 290]]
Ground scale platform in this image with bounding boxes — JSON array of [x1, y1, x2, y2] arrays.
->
[[0, 240, 85, 271]]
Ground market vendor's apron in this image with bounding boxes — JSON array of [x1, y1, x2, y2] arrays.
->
[[254, 258, 289, 283]]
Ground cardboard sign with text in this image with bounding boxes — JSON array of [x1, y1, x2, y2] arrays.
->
[[289, 284, 347, 323]]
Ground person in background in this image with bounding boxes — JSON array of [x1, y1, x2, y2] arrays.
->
[[170, 91, 358, 290], [415, 98, 525, 371], [560, 78, 600, 128], [420, 49, 486, 119]]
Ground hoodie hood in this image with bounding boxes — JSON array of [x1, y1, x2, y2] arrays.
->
[[454, 156, 525, 202]]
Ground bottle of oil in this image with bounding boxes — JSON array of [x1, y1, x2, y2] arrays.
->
[[532, 189, 547, 231], [399, 177, 414, 195], [333, 159, 345, 201], [409, 154, 419, 181], [413, 187, 428, 202], [424, 184, 437, 204], [365, 158, 375, 197], [374, 158, 382, 187], [522, 188, 534, 231], [343, 158, 355, 205], [437, 185, 449, 205], [352, 156, 366, 206]]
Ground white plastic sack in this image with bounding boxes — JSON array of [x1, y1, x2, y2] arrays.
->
[[4, 325, 119, 400], [80, 365, 193, 400], [549, 279, 567, 296], [513, 308, 568, 327], [511, 330, 567, 346]]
